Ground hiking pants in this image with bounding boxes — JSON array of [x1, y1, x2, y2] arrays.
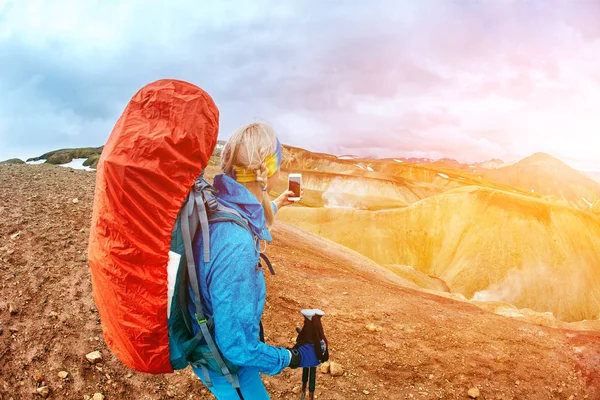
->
[[192, 366, 270, 400]]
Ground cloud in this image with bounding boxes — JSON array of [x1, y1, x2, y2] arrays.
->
[[1, 0, 600, 169]]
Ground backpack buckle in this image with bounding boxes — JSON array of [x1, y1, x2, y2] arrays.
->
[[195, 313, 207, 326], [205, 194, 220, 212], [194, 177, 208, 192]]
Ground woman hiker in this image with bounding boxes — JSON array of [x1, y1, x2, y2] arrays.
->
[[189, 122, 321, 399]]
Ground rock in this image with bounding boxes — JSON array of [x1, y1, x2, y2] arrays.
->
[[49, 311, 59, 319], [0, 328, 3, 335], [86, 351, 103, 364], [72, 198, 79, 204], [10, 232, 20, 240], [428, 374, 434, 380], [567, 396, 574, 400], [292, 386, 301, 394], [363, 390, 370, 395], [9, 304, 18, 315], [9, 327, 18, 334], [33, 372, 44, 383], [57, 371, 69, 379], [320, 361, 330, 374], [92, 393, 105, 400], [166, 390, 175, 398], [36, 386, 50, 398], [468, 387, 480, 398], [126, 372, 133, 378], [329, 362, 344, 377], [365, 323, 381, 332]]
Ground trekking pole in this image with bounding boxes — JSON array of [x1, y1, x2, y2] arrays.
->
[[296, 309, 329, 400], [296, 325, 310, 400], [308, 366, 317, 400], [300, 367, 309, 400], [308, 310, 326, 400]]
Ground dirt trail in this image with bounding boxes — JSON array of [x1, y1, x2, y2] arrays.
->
[[1, 164, 599, 400]]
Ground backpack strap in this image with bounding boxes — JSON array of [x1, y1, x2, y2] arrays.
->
[[259, 253, 276, 275], [259, 321, 265, 343], [207, 199, 252, 233], [194, 176, 253, 262], [193, 179, 214, 263], [196, 361, 213, 387], [193, 191, 211, 263]]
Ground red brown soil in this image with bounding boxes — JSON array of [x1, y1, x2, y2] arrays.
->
[[0, 164, 599, 400]]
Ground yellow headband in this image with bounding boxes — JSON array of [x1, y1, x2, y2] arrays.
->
[[233, 153, 279, 183]]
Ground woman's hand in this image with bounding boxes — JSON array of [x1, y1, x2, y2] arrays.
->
[[274, 189, 304, 210]]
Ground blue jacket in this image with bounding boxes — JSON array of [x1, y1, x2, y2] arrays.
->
[[189, 174, 290, 376]]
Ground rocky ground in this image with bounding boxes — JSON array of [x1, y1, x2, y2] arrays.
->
[[1, 163, 599, 399]]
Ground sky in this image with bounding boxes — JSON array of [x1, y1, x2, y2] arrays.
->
[[1, 0, 600, 170]]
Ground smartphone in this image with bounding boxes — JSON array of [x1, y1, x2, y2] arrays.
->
[[288, 173, 302, 202]]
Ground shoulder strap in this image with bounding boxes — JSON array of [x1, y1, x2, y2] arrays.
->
[[205, 196, 253, 236], [194, 177, 254, 262]]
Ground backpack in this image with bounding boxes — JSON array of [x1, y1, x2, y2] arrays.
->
[[88, 80, 271, 394]]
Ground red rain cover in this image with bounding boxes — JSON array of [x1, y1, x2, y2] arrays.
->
[[88, 79, 219, 373]]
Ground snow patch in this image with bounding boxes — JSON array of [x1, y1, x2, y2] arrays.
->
[[437, 173, 449, 179], [355, 164, 365, 170], [58, 158, 96, 171], [394, 159, 403, 163], [27, 159, 46, 165], [366, 166, 374, 172]]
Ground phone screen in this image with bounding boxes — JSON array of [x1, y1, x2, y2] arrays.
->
[[289, 176, 301, 198]]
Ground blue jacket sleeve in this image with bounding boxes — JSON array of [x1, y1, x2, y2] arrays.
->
[[207, 227, 290, 375], [271, 200, 278, 215]]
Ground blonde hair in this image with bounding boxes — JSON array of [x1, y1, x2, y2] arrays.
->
[[221, 123, 278, 228]]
